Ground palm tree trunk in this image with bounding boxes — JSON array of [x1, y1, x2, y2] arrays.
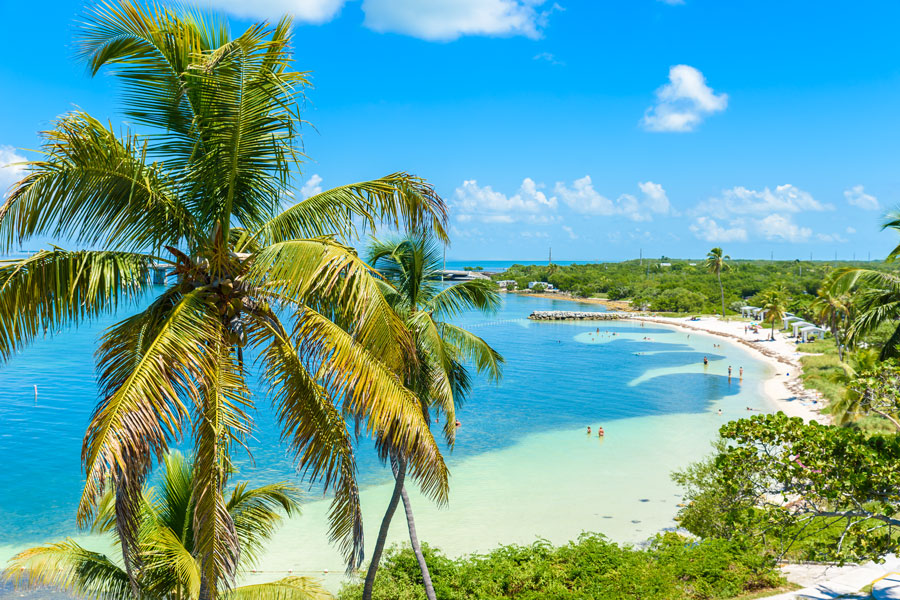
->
[[718, 270, 726, 319], [362, 452, 407, 600], [833, 315, 843, 361], [395, 463, 437, 600]]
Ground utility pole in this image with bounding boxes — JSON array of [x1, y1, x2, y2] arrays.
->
[[770, 250, 774, 261], [549, 247, 552, 266]]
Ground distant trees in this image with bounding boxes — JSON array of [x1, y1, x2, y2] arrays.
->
[[705, 248, 731, 319]]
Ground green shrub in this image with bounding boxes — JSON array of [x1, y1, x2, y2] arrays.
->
[[339, 533, 783, 600]]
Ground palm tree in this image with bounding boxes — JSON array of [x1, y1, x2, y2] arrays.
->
[[759, 287, 787, 341], [3, 452, 331, 599], [812, 272, 853, 361], [821, 212, 900, 359], [361, 233, 503, 600], [705, 247, 731, 319], [0, 3, 450, 596]]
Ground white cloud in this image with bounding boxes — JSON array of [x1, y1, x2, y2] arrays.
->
[[521, 230, 549, 238], [816, 232, 847, 243], [362, 0, 557, 41], [637, 181, 672, 215], [844, 184, 879, 211], [562, 225, 577, 239], [846, 226, 857, 234], [0, 145, 26, 199], [299, 173, 323, 199], [694, 184, 830, 219], [191, 0, 560, 40], [554, 176, 614, 215], [641, 65, 728, 132], [689, 216, 747, 243], [534, 51, 564, 66], [192, 0, 345, 22], [554, 176, 672, 221], [454, 178, 556, 223], [758, 213, 811, 243]]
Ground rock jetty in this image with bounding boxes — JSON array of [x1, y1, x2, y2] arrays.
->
[[528, 311, 636, 321]]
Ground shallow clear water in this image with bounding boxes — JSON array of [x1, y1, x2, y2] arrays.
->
[[0, 290, 772, 590]]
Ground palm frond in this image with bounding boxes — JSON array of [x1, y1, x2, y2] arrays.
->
[[427, 279, 501, 320], [2, 540, 130, 599], [246, 237, 413, 373], [227, 576, 333, 600], [292, 307, 449, 506], [182, 17, 307, 235], [191, 343, 252, 598], [0, 111, 195, 252], [250, 315, 363, 570], [228, 481, 300, 570], [438, 322, 504, 382], [256, 173, 449, 247], [80, 288, 220, 560], [142, 523, 203, 600], [0, 248, 152, 360]]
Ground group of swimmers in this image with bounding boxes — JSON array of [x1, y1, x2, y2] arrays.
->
[[701, 357, 743, 380], [586, 426, 605, 437]]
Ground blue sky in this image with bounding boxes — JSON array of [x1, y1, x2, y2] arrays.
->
[[2, 0, 900, 261]]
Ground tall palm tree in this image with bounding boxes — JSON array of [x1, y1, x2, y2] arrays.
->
[[812, 272, 853, 361], [705, 247, 730, 319], [759, 287, 787, 341], [0, 3, 450, 596], [361, 233, 503, 600], [3, 452, 331, 600]]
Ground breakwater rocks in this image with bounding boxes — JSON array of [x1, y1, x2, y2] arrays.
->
[[528, 311, 636, 321]]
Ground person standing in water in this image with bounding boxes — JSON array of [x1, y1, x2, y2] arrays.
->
[[739, 366, 743, 380], [703, 356, 708, 366], [728, 366, 732, 380]]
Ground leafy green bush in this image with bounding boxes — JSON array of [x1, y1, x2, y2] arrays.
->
[[339, 533, 783, 600]]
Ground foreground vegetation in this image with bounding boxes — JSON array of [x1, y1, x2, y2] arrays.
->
[[340, 534, 786, 600]]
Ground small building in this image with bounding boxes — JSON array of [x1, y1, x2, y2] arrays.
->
[[659, 262, 672, 267], [496, 280, 517, 290], [741, 306, 758, 319], [528, 281, 556, 291]]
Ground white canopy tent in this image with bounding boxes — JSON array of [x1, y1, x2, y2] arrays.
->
[[784, 315, 805, 330], [800, 325, 828, 343], [792, 321, 814, 337], [741, 306, 758, 318]]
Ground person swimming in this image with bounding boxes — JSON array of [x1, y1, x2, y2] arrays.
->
[[587, 426, 592, 434], [718, 409, 723, 415]]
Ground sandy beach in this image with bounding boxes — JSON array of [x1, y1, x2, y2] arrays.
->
[[629, 315, 829, 423]]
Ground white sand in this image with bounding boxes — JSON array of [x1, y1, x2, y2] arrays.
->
[[630, 315, 829, 423]]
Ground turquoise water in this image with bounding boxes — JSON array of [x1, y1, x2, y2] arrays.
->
[[0, 290, 772, 589]]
